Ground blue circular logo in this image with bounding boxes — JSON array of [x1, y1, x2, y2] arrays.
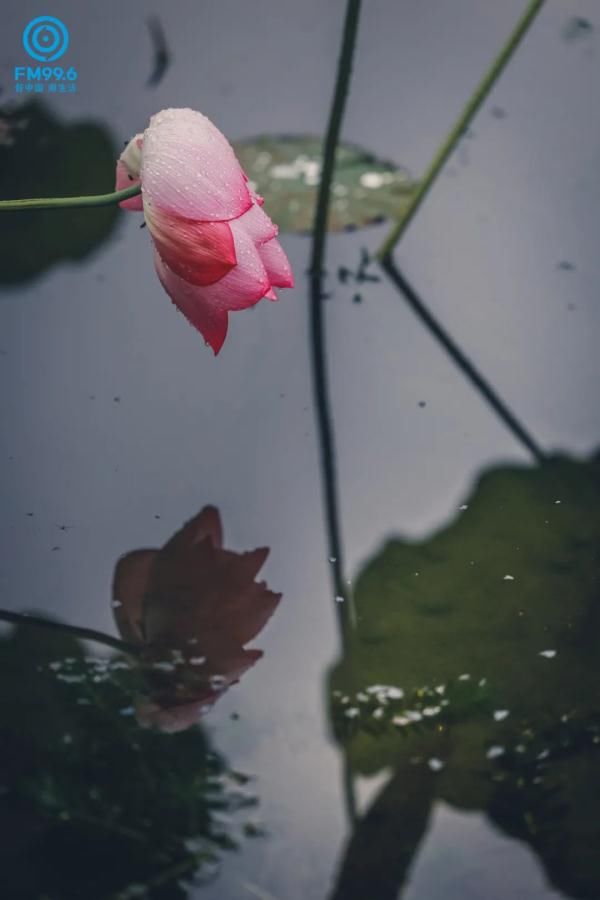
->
[[23, 16, 69, 62]]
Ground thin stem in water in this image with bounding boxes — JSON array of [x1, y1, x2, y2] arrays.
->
[[0, 608, 140, 655], [377, 0, 546, 260], [309, 0, 362, 644], [0, 183, 141, 211]]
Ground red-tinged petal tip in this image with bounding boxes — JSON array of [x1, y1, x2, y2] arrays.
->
[[146, 208, 236, 287]]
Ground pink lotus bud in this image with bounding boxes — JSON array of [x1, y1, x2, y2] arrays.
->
[[116, 108, 294, 354]]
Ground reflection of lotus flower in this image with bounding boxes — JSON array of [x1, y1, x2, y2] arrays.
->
[[116, 108, 294, 354], [112, 506, 281, 732]]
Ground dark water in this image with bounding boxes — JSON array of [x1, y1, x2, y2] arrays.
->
[[1, 1, 599, 897]]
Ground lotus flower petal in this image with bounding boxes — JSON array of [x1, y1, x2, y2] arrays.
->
[[154, 252, 229, 354], [141, 108, 251, 221], [235, 202, 278, 245], [259, 237, 295, 288], [146, 207, 236, 286]]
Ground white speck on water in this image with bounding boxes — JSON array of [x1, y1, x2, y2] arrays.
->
[[335, 595, 345, 603], [494, 709, 510, 721], [537, 749, 550, 760], [119, 706, 135, 716], [62, 734, 73, 744], [356, 692, 369, 702], [555, 500, 562, 504], [392, 715, 410, 727], [345, 707, 359, 718], [479, 678, 487, 687], [487, 745, 505, 759], [152, 661, 176, 672], [428, 758, 445, 772], [328, 556, 337, 563], [190, 656, 207, 666], [372, 707, 385, 720], [503, 575, 515, 581], [539, 649, 557, 658], [111, 600, 123, 608], [458, 673, 471, 681], [435, 685, 445, 695], [459, 504, 468, 510], [515, 744, 526, 753], [423, 705, 441, 717], [367, 684, 404, 701]]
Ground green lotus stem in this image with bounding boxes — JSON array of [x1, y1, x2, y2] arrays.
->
[[0, 183, 141, 211], [0, 608, 140, 655], [377, 0, 546, 260]]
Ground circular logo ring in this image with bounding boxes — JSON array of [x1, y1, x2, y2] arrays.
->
[[23, 16, 69, 62]]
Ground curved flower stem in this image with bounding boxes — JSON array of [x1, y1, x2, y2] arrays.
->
[[377, 0, 546, 261], [0, 183, 141, 212], [0, 608, 140, 655]]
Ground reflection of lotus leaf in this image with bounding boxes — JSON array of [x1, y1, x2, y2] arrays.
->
[[0, 101, 120, 285], [0, 624, 258, 898], [329, 455, 600, 899], [232, 135, 418, 233]]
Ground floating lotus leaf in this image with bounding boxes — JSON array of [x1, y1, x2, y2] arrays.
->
[[0, 101, 120, 285], [328, 454, 600, 900], [232, 135, 418, 233]]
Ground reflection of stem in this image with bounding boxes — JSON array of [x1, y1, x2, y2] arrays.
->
[[309, 0, 362, 641], [381, 259, 546, 461], [0, 608, 140, 655], [105, 854, 203, 900], [377, 0, 546, 260], [0, 184, 140, 211]]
